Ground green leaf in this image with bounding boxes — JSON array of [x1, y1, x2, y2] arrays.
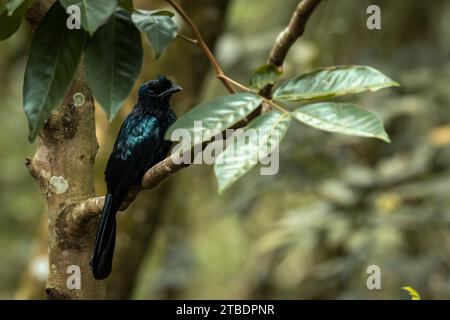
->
[[165, 93, 263, 147], [5, 0, 34, 16], [249, 64, 282, 90], [118, 0, 133, 12], [0, 0, 32, 40], [292, 102, 390, 142], [85, 10, 142, 120], [273, 65, 399, 102], [131, 9, 177, 59], [60, 0, 117, 35], [214, 111, 291, 194], [23, 2, 87, 142], [5, 0, 27, 15]]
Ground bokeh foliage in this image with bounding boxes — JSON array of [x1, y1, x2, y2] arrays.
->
[[1, 0, 450, 299]]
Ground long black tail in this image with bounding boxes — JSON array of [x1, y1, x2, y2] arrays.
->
[[91, 193, 117, 280]]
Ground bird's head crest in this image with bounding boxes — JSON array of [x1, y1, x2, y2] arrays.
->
[[138, 75, 182, 104]]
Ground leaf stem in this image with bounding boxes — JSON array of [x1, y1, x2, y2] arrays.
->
[[165, 0, 236, 93], [217, 74, 250, 92], [217, 74, 289, 114], [217, 75, 288, 114], [176, 33, 198, 45], [166, 0, 291, 118], [264, 99, 290, 114]]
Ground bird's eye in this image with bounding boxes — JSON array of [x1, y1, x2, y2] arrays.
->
[[149, 89, 155, 96]]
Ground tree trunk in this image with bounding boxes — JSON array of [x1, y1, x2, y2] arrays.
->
[[26, 65, 104, 299], [24, 0, 105, 300]]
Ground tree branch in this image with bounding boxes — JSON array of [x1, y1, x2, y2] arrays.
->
[[268, 0, 321, 67], [176, 33, 199, 45], [26, 0, 105, 298], [260, 0, 322, 100], [68, 0, 322, 228]]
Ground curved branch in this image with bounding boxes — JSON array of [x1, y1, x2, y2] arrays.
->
[[260, 0, 322, 100], [68, 156, 188, 226], [68, 0, 322, 227], [268, 0, 321, 67], [177, 33, 198, 45]]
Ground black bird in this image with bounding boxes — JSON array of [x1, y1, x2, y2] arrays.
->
[[91, 75, 181, 280]]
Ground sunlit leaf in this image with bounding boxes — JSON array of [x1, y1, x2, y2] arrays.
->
[[273, 65, 399, 102], [60, 0, 117, 35], [214, 111, 291, 194], [249, 64, 282, 90], [85, 9, 142, 120], [165, 93, 263, 148], [131, 9, 178, 59], [292, 102, 390, 142], [23, 2, 87, 142], [402, 286, 421, 300]]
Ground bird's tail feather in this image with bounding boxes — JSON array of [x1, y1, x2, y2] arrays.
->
[[91, 193, 117, 280]]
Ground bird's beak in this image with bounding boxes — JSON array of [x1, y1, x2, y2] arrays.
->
[[158, 85, 183, 98]]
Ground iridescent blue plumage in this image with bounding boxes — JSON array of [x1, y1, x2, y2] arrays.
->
[[91, 75, 181, 280], [116, 116, 159, 160]]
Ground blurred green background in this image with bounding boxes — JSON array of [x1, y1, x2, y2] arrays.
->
[[1, 0, 450, 299]]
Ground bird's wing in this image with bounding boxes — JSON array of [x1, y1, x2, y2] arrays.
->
[[105, 114, 163, 202]]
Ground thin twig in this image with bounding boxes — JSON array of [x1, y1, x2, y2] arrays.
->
[[217, 74, 250, 92], [177, 33, 198, 45], [260, 0, 322, 101], [264, 99, 290, 114], [268, 0, 322, 68], [166, 0, 236, 93], [217, 74, 290, 114]]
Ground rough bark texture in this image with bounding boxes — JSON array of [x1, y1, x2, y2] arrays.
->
[[26, 65, 104, 299], [260, 0, 322, 100], [25, 0, 104, 299]]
